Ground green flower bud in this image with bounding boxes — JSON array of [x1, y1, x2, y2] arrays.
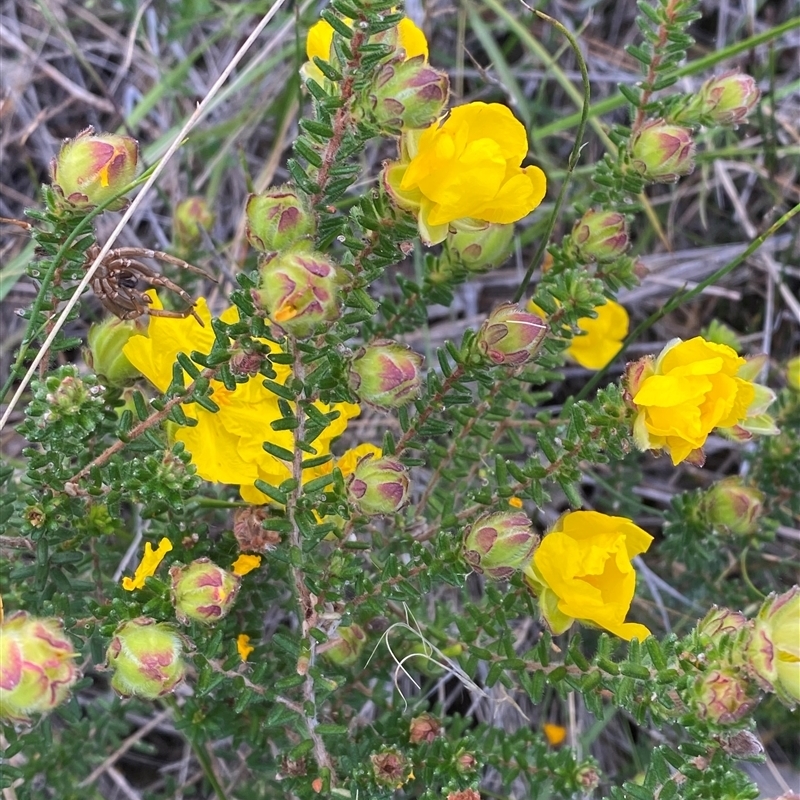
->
[[787, 357, 800, 392], [246, 186, 315, 253], [630, 119, 695, 183], [697, 71, 760, 126], [51, 127, 138, 209], [690, 667, 757, 725], [701, 477, 765, 536], [370, 748, 412, 788], [105, 618, 186, 699], [86, 316, 144, 387], [349, 340, 423, 408], [368, 55, 449, 134], [571, 209, 629, 262], [0, 612, 79, 722], [443, 219, 514, 272], [347, 454, 411, 516], [475, 304, 548, 367], [173, 196, 214, 250], [463, 511, 539, 580], [696, 606, 747, 646], [254, 249, 341, 337], [745, 586, 800, 706], [169, 558, 241, 625], [319, 624, 366, 667]]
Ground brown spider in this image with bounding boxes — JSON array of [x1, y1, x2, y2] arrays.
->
[[85, 244, 214, 326]]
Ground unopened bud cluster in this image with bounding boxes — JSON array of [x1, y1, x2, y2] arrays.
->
[[169, 559, 240, 625], [346, 454, 411, 516], [475, 304, 548, 367], [630, 119, 696, 183], [570, 209, 629, 263], [349, 340, 423, 408], [700, 477, 765, 536], [463, 511, 539, 580]]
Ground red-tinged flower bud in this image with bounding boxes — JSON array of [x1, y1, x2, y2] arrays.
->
[[347, 454, 410, 516], [571, 209, 629, 262], [622, 356, 655, 402], [463, 511, 539, 580], [173, 196, 214, 250], [701, 477, 765, 536], [349, 340, 423, 408], [169, 558, 241, 625], [86, 316, 144, 387], [696, 606, 747, 645], [447, 791, 481, 800], [409, 713, 441, 744], [690, 667, 758, 725], [51, 127, 138, 210], [443, 220, 514, 272], [745, 586, 800, 706], [105, 618, 186, 699], [698, 71, 760, 126], [254, 249, 341, 337], [0, 612, 79, 722], [371, 749, 412, 788], [369, 56, 449, 134], [245, 186, 315, 253], [575, 764, 601, 792], [319, 624, 366, 667], [630, 119, 695, 183], [455, 752, 478, 773], [476, 304, 548, 367]]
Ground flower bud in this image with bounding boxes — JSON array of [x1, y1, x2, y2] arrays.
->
[[368, 56, 449, 134], [254, 249, 341, 337], [690, 667, 757, 725], [0, 612, 79, 722], [86, 316, 144, 386], [623, 356, 655, 403], [745, 586, 800, 705], [319, 624, 366, 667], [105, 618, 186, 699], [701, 477, 765, 536], [698, 71, 760, 126], [571, 209, 629, 262], [409, 713, 441, 744], [630, 119, 696, 183], [443, 220, 515, 272], [455, 752, 478, 773], [347, 454, 410, 516], [371, 748, 412, 788], [575, 764, 601, 792], [349, 340, 423, 408], [51, 127, 138, 209], [169, 558, 241, 625], [463, 511, 539, 580], [447, 791, 481, 800], [696, 606, 747, 645], [475, 304, 548, 366], [787, 356, 800, 392], [173, 196, 214, 250], [245, 186, 315, 253]]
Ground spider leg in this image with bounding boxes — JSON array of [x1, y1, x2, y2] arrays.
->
[[110, 248, 216, 281], [148, 306, 205, 326]]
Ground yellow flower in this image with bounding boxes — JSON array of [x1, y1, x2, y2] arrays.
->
[[629, 336, 770, 466], [508, 496, 523, 509], [122, 537, 173, 591], [524, 511, 653, 641], [231, 554, 262, 577], [337, 443, 382, 476], [304, 16, 427, 84], [123, 293, 360, 504], [543, 723, 566, 746], [383, 102, 546, 244], [567, 300, 629, 370], [237, 633, 255, 662]]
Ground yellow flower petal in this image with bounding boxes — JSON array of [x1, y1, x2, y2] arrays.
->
[[543, 723, 566, 746], [231, 554, 262, 576], [237, 633, 255, 662], [567, 300, 629, 370], [121, 537, 173, 591], [337, 443, 382, 477]]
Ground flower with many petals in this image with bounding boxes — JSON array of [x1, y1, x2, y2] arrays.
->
[[123, 293, 360, 503], [627, 336, 777, 466], [524, 510, 653, 641], [383, 102, 547, 244], [122, 537, 173, 591]]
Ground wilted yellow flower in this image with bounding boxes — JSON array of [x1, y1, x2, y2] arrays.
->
[[123, 293, 360, 504], [231, 554, 262, 577], [628, 337, 775, 465], [543, 723, 566, 746], [237, 633, 255, 662], [304, 16, 427, 84], [122, 537, 173, 591], [524, 510, 652, 641], [568, 300, 629, 370], [383, 102, 547, 244]]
